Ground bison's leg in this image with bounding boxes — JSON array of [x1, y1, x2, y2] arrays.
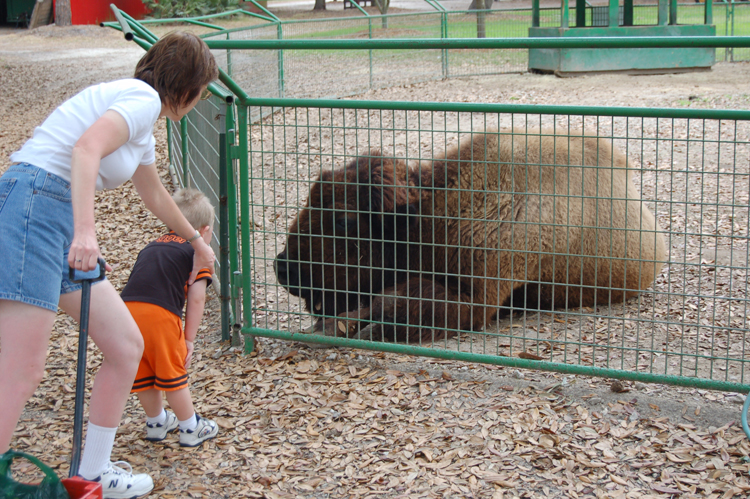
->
[[334, 277, 485, 343]]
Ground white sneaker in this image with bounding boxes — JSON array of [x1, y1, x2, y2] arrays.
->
[[92, 461, 154, 499], [179, 414, 219, 447], [145, 410, 178, 442]]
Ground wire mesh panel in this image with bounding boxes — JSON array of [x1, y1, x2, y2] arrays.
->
[[443, 10, 537, 76], [205, 23, 282, 105], [196, 5, 750, 107], [168, 97, 224, 244], [725, 3, 750, 61], [242, 104, 750, 391]]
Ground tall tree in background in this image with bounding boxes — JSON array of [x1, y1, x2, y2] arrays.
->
[[314, 0, 327, 10], [468, 0, 487, 38], [374, 0, 390, 28], [55, 0, 71, 26]]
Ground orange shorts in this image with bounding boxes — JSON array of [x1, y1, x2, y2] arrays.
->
[[126, 301, 188, 393]]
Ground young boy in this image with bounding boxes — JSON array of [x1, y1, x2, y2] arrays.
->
[[121, 188, 219, 447]]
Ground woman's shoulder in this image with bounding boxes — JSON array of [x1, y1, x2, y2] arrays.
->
[[96, 78, 159, 99]]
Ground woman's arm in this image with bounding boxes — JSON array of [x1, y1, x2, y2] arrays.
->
[[130, 163, 215, 284], [69, 110, 130, 272]]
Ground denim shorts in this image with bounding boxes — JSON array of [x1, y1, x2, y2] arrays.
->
[[0, 163, 104, 311]]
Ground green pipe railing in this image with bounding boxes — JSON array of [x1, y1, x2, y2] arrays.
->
[[241, 97, 750, 120], [243, 327, 750, 393], [204, 35, 750, 50]]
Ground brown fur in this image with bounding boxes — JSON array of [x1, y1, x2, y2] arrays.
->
[[275, 128, 666, 342]]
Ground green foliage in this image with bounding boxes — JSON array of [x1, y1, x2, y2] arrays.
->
[[143, 0, 240, 19]]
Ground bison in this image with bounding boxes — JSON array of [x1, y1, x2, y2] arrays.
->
[[274, 128, 666, 342]]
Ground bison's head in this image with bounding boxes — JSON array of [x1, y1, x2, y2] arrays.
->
[[274, 152, 419, 320]]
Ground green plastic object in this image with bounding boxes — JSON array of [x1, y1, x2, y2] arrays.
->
[[6, 0, 36, 24], [0, 451, 70, 499]]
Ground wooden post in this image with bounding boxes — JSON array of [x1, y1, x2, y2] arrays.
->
[[55, 0, 72, 26]]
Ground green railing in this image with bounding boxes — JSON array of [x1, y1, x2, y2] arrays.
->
[[108, 8, 750, 395]]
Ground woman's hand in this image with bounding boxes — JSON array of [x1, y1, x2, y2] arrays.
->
[[189, 237, 215, 285], [68, 228, 105, 272]]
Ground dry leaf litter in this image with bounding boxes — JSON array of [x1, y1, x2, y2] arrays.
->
[[1, 21, 750, 499]]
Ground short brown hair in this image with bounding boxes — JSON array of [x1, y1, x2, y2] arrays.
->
[[173, 188, 214, 230], [134, 31, 219, 113]]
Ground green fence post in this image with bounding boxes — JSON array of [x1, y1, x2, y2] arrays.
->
[[226, 31, 233, 78], [729, 0, 735, 61], [658, 0, 668, 25], [669, 0, 678, 25], [237, 104, 254, 354], [225, 104, 242, 346], [532, 0, 540, 27], [217, 106, 231, 343], [180, 117, 190, 187], [166, 119, 174, 183], [623, 0, 633, 26], [608, 0, 618, 27], [369, 17, 374, 89], [576, 0, 587, 27], [706, 0, 713, 25], [442, 12, 448, 78], [277, 22, 285, 98]]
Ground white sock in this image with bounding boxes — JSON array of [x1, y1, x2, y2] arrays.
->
[[146, 409, 167, 426], [179, 414, 197, 431], [78, 422, 117, 480]]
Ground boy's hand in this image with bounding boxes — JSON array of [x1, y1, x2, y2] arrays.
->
[[185, 340, 194, 369]]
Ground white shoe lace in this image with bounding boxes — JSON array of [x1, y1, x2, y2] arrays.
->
[[106, 461, 134, 477]]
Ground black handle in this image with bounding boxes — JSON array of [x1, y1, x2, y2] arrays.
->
[[68, 257, 107, 284], [69, 258, 106, 478]]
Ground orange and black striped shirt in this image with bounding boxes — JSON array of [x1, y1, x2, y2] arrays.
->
[[121, 231, 212, 317]]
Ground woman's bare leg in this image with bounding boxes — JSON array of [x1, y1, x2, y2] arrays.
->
[[0, 300, 56, 453], [59, 280, 143, 428]]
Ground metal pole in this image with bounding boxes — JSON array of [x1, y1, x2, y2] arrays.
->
[[237, 105, 254, 354], [218, 105, 230, 343]]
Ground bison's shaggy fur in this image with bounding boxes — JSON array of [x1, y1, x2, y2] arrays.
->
[[275, 129, 667, 342]]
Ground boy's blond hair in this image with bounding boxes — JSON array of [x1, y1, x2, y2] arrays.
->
[[173, 188, 214, 230]]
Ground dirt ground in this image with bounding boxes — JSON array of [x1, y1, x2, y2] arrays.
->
[[2, 17, 750, 499]]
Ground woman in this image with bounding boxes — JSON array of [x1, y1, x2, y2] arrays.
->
[[0, 31, 218, 499]]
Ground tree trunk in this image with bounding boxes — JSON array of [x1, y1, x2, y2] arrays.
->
[[313, 0, 327, 10], [55, 0, 72, 26], [374, 0, 390, 29], [475, 0, 486, 39]]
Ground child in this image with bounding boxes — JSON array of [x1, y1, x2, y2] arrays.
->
[[121, 188, 219, 447]]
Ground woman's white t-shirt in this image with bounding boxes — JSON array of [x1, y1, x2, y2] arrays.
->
[[10, 78, 162, 190]]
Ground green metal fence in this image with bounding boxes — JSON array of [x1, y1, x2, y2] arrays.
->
[[109, 9, 750, 395], [238, 99, 750, 394]]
